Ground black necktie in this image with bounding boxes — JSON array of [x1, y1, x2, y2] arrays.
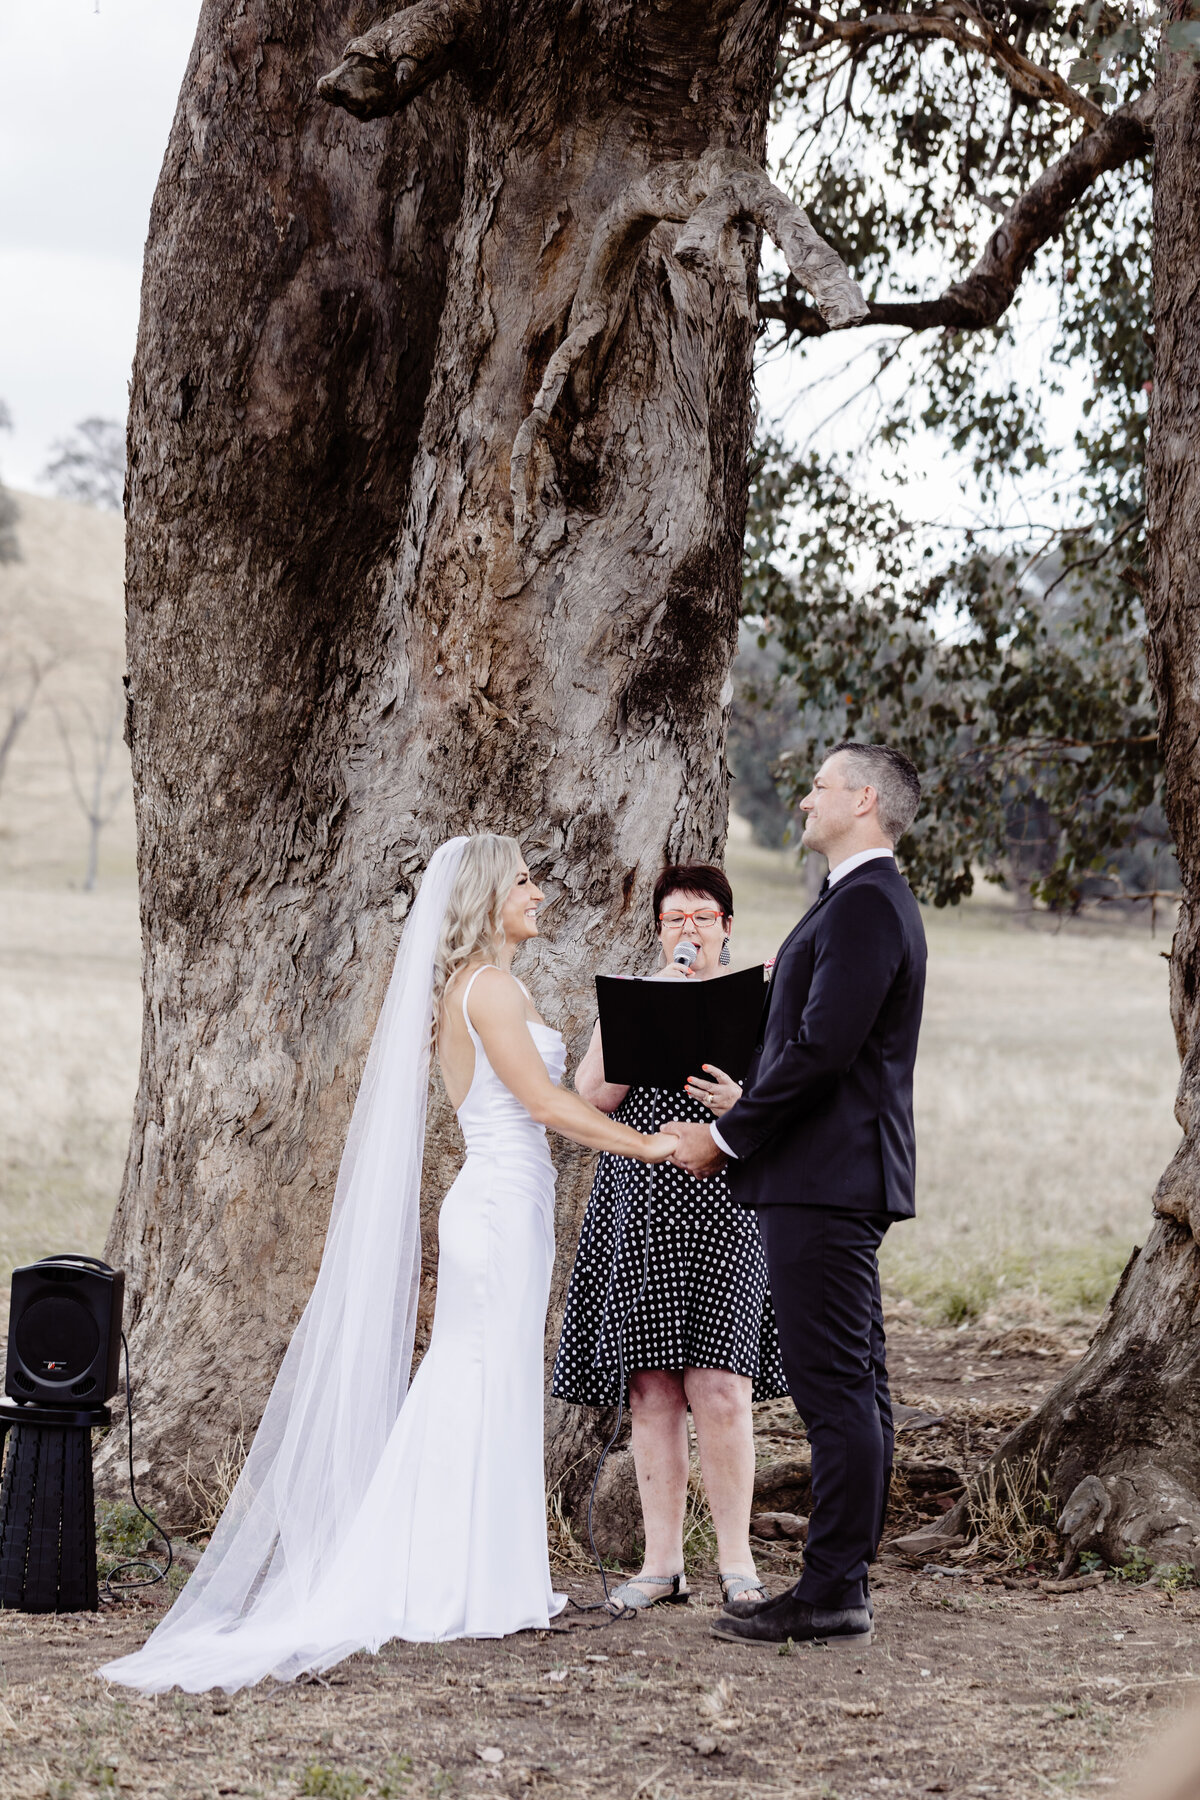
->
[[818, 875, 831, 897]]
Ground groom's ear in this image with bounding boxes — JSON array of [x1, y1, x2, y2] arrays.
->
[[856, 783, 879, 819]]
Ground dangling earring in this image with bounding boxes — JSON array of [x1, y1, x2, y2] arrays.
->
[[719, 938, 731, 966]]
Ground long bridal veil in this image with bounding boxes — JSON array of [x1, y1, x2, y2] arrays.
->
[[99, 837, 469, 1693]]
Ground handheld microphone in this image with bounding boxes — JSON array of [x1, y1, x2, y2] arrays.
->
[[673, 939, 698, 970]]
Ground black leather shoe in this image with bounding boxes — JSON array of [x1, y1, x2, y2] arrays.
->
[[724, 1585, 874, 1622], [711, 1594, 873, 1649], [723, 1587, 778, 1618]]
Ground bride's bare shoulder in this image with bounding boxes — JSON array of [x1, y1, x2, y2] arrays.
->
[[444, 962, 523, 1020]]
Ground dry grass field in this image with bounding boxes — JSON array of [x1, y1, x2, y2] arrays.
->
[[4, 1563, 1198, 1800], [0, 491, 136, 1275], [0, 493, 1195, 1799], [0, 492, 1183, 1325], [0, 490, 134, 892]]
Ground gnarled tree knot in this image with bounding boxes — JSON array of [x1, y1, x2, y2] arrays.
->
[[317, 0, 480, 119], [511, 147, 867, 551]]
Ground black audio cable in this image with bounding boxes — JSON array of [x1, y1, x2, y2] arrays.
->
[[101, 1332, 173, 1596]]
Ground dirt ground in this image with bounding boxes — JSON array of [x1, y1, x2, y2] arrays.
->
[[2, 1318, 1194, 1800]]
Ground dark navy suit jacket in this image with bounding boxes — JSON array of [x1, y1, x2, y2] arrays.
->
[[719, 857, 926, 1218]]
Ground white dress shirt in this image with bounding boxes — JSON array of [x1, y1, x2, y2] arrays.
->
[[709, 848, 895, 1158]]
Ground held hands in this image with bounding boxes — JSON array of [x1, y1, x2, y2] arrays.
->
[[662, 1120, 727, 1179], [684, 1063, 742, 1117], [648, 963, 694, 981], [640, 1131, 681, 1164]]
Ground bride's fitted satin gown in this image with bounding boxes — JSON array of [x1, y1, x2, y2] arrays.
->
[[100, 973, 567, 1691], [371, 972, 569, 1638], [313, 972, 568, 1643]]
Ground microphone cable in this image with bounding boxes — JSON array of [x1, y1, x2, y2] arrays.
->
[[562, 960, 696, 1627], [562, 1125, 660, 1629]]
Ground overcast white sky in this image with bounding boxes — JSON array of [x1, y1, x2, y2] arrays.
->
[[0, 3, 1071, 542], [0, 0, 201, 491], [0, 3, 837, 503]]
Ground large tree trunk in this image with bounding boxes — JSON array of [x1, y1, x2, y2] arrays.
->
[[911, 59, 1200, 1573], [103, 0, 861, 1525]]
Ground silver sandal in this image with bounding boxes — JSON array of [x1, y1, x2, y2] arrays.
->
[[606, 1572, 691, 1612], [720, 1572, 768, 1607]]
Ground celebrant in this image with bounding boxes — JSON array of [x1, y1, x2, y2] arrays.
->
[[551, 863, 786, 1612]]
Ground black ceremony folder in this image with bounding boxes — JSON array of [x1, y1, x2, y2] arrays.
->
[[595, 966, 766, 1090]]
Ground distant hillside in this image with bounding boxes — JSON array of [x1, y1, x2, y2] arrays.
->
[[0, 490, 133, 888]]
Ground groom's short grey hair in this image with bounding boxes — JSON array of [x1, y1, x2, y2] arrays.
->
[[826, 741, 921, 843]]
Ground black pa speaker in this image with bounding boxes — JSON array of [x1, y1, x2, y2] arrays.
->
[[5, 1256, 124, 1406]]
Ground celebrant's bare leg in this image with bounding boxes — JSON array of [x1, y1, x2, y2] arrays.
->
[[685, 1368, 759, 1580], [629, 1369, 689, 1575]]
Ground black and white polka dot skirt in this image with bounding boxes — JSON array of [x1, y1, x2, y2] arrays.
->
[[551, 1085, 788, 1407]]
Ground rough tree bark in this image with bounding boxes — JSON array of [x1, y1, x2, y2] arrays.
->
[[103, 0, 864, 1529], [905, 52, 1200, 1575]]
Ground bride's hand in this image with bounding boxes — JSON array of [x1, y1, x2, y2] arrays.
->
[[640, 1131, 680, 1163]]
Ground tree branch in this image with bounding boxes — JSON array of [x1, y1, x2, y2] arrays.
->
[[789, 3, 1105, 128], [761, 92, 1154, 340], [317, 0, 479, 120], [675, 162, 869, 329], [511, 149, 868, 551]]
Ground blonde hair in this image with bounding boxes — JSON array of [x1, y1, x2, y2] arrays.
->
[[433, 833, 525, 1034]]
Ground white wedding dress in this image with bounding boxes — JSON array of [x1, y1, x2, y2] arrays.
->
[[351, 968, 568, 1640], [99, 842, 566, 1694]]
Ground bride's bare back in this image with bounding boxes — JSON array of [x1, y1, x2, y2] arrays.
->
[[438, 962, 547, 1110]]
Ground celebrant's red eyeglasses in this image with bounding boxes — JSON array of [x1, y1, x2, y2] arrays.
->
[[658, 909, 723, 929]]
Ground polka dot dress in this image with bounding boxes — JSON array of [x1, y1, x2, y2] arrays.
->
[[552, 1085, 788, 1407]]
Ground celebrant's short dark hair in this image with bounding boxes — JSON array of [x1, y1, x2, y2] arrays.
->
[[652, 863, 734, 931]]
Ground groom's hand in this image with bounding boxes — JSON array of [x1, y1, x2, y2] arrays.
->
[[663, 1120, 727, 1179]]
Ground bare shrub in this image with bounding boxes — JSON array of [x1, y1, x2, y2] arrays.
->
[[966, 1454, 1058, 1568], [180, 1418, 248, 1537], [546, 1483, 597, 1576]]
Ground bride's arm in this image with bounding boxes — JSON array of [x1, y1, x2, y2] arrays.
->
[[465, 969, 676, 1163]]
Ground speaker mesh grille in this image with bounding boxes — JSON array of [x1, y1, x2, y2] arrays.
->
[[14, 1295, 101, 1380]]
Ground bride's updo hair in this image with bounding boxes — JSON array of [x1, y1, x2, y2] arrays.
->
[[433, 833, 525, 1027]]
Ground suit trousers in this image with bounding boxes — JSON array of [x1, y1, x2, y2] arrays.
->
[[755, 1206, 893, 1611]]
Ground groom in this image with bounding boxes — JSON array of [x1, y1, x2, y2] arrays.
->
[[666, 741, 926, 1650]]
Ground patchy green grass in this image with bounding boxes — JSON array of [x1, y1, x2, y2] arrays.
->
[[95, 1499, 155, 1582], [299, 1766, 368, 1799], [887, 1240, 1137, 1327]]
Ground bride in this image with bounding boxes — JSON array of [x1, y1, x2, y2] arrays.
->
[[99, 835, 677, 1694]]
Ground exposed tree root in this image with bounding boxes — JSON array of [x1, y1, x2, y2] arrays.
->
[[900, 1219, 1200, 1577]]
